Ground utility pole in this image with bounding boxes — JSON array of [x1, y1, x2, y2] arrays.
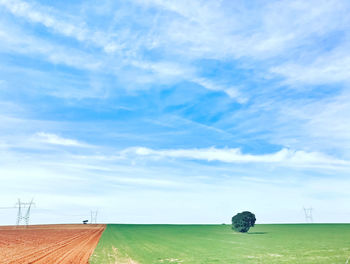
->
[[16, 199, 35, 226]]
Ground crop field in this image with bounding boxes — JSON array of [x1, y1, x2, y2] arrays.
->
[[0, 224, 105, 264], [90, 224, 350, 264]]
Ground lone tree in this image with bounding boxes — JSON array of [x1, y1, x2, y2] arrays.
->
[[232, 211, 256, 233]]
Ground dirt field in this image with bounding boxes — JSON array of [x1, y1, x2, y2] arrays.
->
[[0, 224, 105, 264]]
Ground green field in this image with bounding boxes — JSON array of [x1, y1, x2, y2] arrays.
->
[[90, 224, 350, 264]]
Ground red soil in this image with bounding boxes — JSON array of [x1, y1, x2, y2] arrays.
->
[[0, 224, 106, 264]]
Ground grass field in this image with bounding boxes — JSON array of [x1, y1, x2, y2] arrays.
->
[[90, 224, 350, 264]]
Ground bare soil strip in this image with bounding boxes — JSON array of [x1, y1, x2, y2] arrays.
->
[[0, 224, 105, 264]]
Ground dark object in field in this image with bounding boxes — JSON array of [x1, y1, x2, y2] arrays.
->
[[83, 220, 88, 224], [232, 211, 256, 233]]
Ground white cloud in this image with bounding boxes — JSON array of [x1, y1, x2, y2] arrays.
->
[[272, 91, 350, 158], [0, 23, 101, 70], [0, 0, 119, 54], [2, 0, 350, 83], [2, 0, 348, 98], [34, 132, 88, 147], [136, 0, 349, 59], [123, 146, 350, 170], [128, 0, 350, 98], [271, 47, 350, 85], [1, 132, 350, 224], [192, 78, 247, 103], [127, 60, 191, 84]]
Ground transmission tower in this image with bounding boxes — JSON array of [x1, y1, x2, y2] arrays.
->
[[303, 207, 313, 223], [90, 210, 98, 224], [16, 199, 35, 226]]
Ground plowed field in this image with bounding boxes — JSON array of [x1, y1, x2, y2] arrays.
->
[[0, 224, 105, 264]]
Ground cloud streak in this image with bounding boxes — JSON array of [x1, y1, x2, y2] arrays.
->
[[123, 146, 350, 170], [0, 0, 119, 53], [33, 132, 89, 147]]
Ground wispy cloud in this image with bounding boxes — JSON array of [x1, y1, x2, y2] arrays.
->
[[33, 132, 89, 147], [2, 0, 348, 99], [192, 78, 247, 103], [271, 50, 350, 85], [0, 0, 120, 53], [123, 146, 350, 170], [0, 22, 101, 70]]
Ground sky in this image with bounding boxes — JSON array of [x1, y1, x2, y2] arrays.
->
[[0, 0, 350, 225]]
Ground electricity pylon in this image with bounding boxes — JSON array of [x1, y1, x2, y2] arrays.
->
[[16, 199, 35, 226], [90, 210, 98, 224], [303, 207, 313, 223]]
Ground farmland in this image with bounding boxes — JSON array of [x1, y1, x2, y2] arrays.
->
[[0, 223, 349, 263], [0, 224, 105, 264], [90, 224, 350, 264]]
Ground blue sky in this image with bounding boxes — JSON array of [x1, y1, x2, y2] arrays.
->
[[0, 0, 350, 224]]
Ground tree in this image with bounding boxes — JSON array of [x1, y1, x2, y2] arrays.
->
[[231, 211, 256, 233]]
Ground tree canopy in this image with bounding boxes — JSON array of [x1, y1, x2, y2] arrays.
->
[[231, 211, 256, 233]]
